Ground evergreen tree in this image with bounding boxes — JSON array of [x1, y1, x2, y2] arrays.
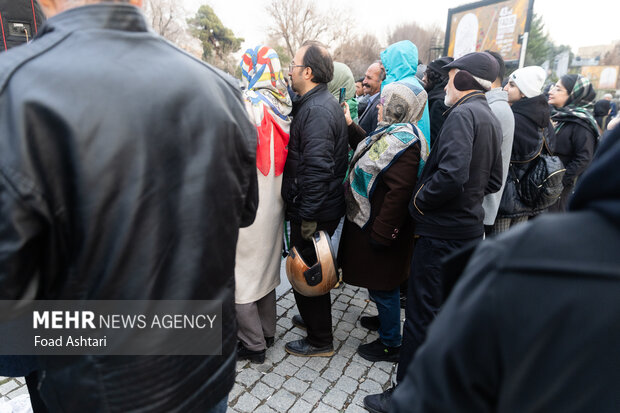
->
[[187, 5, 243, 63]]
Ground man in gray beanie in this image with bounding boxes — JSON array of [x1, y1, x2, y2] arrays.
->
[[364, 51, 504, 413]]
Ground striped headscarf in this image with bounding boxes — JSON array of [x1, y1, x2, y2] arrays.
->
[[551, 74, 599, 138], [240, 46, 292, 176]]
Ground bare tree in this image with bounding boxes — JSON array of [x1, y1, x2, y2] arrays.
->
[[143, 0, 187, 44], [266, 0, 351, 58], [143, 0, 202, 59], [333, 34, 383, 79], [387, 22, 444, 64]]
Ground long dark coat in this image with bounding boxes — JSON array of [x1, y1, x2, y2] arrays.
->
[[338, 123, 420, 291]]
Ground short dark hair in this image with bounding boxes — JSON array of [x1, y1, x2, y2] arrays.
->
[[301, 40, 334, 84], [485, 50, 505, 82], [356, 77, 364, 84], [373, 60, 386, 81]]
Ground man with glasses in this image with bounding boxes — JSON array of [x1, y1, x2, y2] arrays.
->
[[282, 40, 348, 357]]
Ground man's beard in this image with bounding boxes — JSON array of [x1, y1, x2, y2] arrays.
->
[[290, 78, 301, 95], [424, 80, 435, 92], [444, 95, 453, 107]]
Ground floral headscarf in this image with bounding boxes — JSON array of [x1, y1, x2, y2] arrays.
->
[[345, 81, 430, 228], [240, 46, 292, 176]]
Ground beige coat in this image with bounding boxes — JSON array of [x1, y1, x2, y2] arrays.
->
[[234, 100, 290, 304]]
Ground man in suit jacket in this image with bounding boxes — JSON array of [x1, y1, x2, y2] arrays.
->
[[358, 62, 384, 134]]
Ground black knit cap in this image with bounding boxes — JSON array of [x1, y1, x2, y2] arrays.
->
[[428, 56, 454, 77], [443, 52, 499, 82], [561, 74, 578, 94]]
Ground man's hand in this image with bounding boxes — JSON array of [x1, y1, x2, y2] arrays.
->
[[301, 220, 318, 241]]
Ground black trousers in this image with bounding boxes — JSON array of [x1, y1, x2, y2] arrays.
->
[[396, 235, 480, 382], [290, 219, 340, 348]]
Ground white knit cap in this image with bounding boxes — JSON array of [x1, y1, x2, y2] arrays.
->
[[509, 66, 547, 98]]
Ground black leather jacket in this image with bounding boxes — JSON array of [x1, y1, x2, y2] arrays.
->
[[282, 83, 348, 223], [0, 4, 257, 411]]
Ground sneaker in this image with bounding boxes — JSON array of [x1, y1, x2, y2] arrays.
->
[[292, 314, 307, 330], [363, 386, 396, 413], [284, 338, 334, 357], [237, 343, 266, 363], [360, 315, 380, 331], [357, 338, 400, 362]]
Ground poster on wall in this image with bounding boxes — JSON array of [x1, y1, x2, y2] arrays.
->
[[444, 0, 534, 62], [581, 66, 619, 90]]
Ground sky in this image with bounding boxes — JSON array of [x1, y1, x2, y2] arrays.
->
[[182, 0, 619, 55]]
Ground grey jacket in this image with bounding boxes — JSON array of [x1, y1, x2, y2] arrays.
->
[[483, 88, 515, 225]]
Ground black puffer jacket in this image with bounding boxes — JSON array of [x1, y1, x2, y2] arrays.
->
[[0, 5, 257, 411], [498, 95, 557, 217], [411, 91, 503, 239], [427, 80, 449, 143], [282, 83, 348, 222]]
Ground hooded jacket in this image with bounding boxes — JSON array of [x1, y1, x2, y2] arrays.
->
[[410, 91, 503, 239], [281, 83, 349, 222], [393, 125, 620, 413], [381, 40, 431, 142], [0, 5, 257, 411], [498, 95, 558, 217]]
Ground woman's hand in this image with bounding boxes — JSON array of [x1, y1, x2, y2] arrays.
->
[[343, 101, 353, 126]]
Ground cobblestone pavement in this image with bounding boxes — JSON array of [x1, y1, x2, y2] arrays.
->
[[1, 283, 401, 412], [0, 376, 28, 401]]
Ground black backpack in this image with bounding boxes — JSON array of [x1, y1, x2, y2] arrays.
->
[[0, 0, 45, 52], [515, 129, 566, 210]]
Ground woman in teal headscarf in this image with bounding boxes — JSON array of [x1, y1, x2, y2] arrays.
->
[[381, 40, 431, 142], [328, 62, 359, 122], [339, 81, 430, 363]]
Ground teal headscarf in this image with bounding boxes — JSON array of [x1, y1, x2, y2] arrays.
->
[[381, 40, 431, 143]]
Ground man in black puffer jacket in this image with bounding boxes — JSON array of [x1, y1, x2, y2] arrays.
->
[[282, 40, 348, 357]]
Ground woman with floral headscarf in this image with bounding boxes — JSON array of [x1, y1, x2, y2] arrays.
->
[[548, 74, 599, 212], [235, 46, 292, 363], [338, 81, 430, 363]]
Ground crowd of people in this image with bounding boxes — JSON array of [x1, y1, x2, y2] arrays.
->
[[1, 1, 619, 412], [233, 27, 620, 413]]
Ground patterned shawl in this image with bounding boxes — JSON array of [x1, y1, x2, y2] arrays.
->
[[551, 75, 599, 138], [345, 81, 430, 228], [240, 46, 292, 176]]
